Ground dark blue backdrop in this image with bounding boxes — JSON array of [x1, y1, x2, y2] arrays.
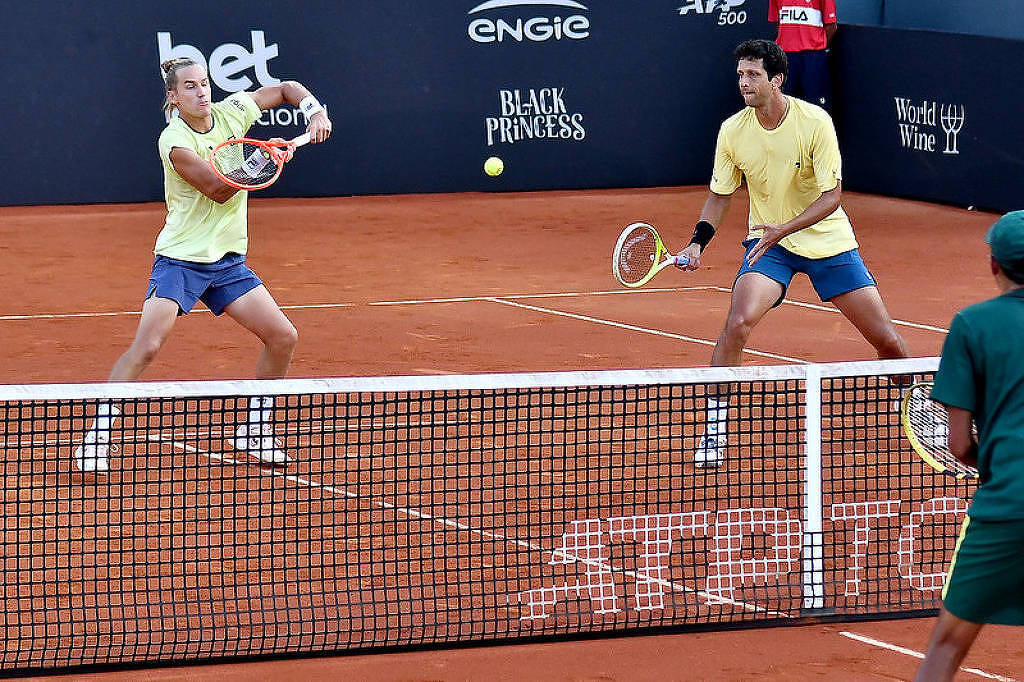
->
[[0, 2, 769, 206], [4, 4, 1021, 213], [832, 26, 1024, 212]]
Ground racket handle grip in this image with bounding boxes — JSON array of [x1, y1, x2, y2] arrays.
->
[[673, 254, 691, 267], [291, 132, 312, 147]]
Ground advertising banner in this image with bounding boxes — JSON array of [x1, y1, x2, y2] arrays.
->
[[1, 2, 770, 206], [833, 26, 1024, 212]]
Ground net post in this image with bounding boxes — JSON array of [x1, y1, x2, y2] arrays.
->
[[801, 364, 826, 613]]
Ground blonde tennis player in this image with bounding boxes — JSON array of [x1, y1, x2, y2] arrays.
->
[[677, 39, 909, 468], [74, 57, 331, 472]]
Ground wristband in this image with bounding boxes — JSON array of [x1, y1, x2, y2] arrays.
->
[[688, 220, 716, 252], [298, 95, 324, 122]]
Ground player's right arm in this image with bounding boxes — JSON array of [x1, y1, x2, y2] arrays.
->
[[169, 146, 240, 204], [678, 122, 739, 270], [678, 192, 731, 270]]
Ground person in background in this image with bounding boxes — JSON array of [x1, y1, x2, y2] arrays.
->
[[915, 210, 1024, 681], [769, 0, 838, 112]]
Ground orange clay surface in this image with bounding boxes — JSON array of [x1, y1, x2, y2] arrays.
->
[[4, 188, 1021, 681]]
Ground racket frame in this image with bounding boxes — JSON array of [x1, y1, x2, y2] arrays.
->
[[612, 221, 690, 288], [208, 132, 311, 191], [901, 381, 979, 480]]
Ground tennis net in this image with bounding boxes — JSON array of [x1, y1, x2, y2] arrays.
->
[[0, 357, 972, 672]]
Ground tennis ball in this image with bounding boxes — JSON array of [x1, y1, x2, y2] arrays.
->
[[484, 156, 504, 177]]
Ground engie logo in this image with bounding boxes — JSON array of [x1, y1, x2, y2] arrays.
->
[[158, 31, 314, 127], [893, 97, 966, 155], [677, 0, 748, 26], [468, 0, 591, 44]]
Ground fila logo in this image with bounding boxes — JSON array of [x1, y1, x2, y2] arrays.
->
[[778, 6, 824, 26], [779, 9, 810, 20]]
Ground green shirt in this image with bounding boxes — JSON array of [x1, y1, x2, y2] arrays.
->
[[710, 96, 857, 259], [155, 92, 262, 263], [932, 288, 1024, 520]]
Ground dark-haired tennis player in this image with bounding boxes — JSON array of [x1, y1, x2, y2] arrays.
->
[[676, 39, 908, 467], [915, 211, 1024, 681], [73, 58, 331, 472]]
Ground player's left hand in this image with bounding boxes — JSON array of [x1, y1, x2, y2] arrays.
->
[[307, 111, 332, 144], [267, 138, 295, 163], [746, 223, 785, 265]]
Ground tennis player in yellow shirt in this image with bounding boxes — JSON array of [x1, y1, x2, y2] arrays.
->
[[677, 39, 909, 467], [74, 57, 331, 472]]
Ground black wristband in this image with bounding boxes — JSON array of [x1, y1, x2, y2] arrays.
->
[[688, 220, 716, 252]]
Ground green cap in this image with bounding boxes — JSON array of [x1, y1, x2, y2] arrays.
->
[[985, 210, 1024, 266]]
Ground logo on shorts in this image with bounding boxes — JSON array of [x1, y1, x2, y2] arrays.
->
[[893, 97, 966, 155], [468, 1, 591, 43]]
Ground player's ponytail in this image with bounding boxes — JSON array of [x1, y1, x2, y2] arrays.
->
[[161, 57, 198, 114]]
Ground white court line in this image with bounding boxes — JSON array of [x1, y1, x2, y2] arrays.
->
[[840, 631, 1017, 681], [487, 297, 807, 364], [700, 285, 950, 333], [0, 288, 698, 320], [145, 432, 790, 618], [0, 286, 950, 334]]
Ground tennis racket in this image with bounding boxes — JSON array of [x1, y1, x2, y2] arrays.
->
[[208, 132, 311, 191], [901, 381, 979, 480], [612, 222, 690, 288]]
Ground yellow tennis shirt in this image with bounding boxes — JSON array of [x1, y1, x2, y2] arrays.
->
[[155, 92, 262, 263], [710, 96, 857, 259]]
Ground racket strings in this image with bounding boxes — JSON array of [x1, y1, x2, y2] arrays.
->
[[905, 388, 977, 478], [211, 141, 282, 187], [615, 227, 659, 285]]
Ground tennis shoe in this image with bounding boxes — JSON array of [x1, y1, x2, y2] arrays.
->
[[232, 424, 291, 465], [694, 435, 724, 468], [74, 430, 110, 473]]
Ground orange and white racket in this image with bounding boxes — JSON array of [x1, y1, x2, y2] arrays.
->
[[208, 133, 310, 191]]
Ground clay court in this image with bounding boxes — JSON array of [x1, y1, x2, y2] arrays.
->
[[3, 188, 1021, 680]]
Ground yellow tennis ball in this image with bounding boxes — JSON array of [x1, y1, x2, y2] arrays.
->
[[484, 156, 504, 177]]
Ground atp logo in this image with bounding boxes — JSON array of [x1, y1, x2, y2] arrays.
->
[[677, 0, 748, 25], [678, 0, 745, 15]]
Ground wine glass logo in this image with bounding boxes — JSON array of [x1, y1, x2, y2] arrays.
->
[[940, 104, 965, 155]]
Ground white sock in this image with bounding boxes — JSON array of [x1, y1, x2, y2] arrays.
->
[[704, 398, 728, 437]]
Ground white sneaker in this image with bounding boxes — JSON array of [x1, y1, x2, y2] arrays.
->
[[232, 424, 291, 465], [74, 405, 120, 473], [74, 430, 110, 473], [694, 435, 724, 468]]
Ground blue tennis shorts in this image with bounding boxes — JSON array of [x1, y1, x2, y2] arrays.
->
[[146, 253, 263, 316], [736, 239, 876, 305], [942, 516, 1024, 625]]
